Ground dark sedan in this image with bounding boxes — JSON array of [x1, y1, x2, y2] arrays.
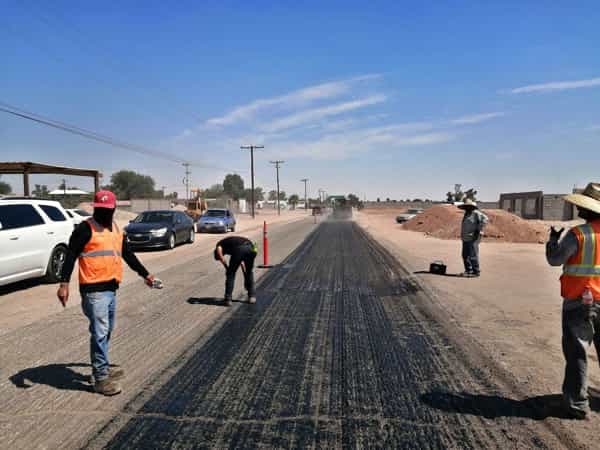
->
[[124, 210, 195, 250]]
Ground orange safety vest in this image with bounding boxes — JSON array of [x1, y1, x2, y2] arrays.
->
[[561, 220, 600, 301], [79, 219, 123, 285]]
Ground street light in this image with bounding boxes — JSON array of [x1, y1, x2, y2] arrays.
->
[[300, 178, 308, 211]]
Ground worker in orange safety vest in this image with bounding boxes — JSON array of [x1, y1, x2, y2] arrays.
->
[[57, 190, 158, 396], [547, 182, 600, 419]]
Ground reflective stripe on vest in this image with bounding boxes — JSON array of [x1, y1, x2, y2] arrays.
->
[[561, 221, 600, 300], [78, 218, 123, 285], [564, 224, 599, 275]]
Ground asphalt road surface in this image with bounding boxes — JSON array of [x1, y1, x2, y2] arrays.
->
[[83, 221, 579, 449]]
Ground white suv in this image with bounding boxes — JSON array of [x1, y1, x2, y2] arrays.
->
[[0, 199, 74, 286]]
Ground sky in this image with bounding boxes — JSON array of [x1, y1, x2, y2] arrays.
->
[[2, 1, 600, 201]]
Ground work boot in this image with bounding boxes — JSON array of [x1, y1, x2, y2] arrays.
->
[[223, 297, 232, 307], [566, 407, 589, 420], [94, 378, 122, 396], [108, 367, 125, 381], [248, 295, 256, 304]]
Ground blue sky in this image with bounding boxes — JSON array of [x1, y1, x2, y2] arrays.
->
[[2, 1, 600, 200]]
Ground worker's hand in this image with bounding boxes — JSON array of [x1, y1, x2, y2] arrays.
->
[[57, 283, 69, 308], [550, 226, 565, 241], [145, 275, 155, 287], [221, 261, 229, 270]]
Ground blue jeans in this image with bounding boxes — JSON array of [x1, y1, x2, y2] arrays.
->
[[462, 239, 480, 274], [81, 291, 116, 381]]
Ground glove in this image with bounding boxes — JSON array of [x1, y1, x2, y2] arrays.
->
[[550, 226, 564, 241]]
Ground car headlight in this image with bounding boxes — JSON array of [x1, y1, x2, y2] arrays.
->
[[217, 220, 224, 226], [151, 227, 168, 237]]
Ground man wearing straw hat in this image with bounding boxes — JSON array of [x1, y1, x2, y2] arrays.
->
[[547, 182, 600, 419], [458, 198, 488, 277]]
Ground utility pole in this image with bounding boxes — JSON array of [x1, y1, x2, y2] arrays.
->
[[241, 145, 264, 219], [300, 178, 308, 211], [270, 160, 285, 215], [183, 162, 191, 201], [62, 178, 67, 201]]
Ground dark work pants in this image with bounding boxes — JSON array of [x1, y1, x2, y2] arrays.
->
[[225, 244, 256, 300], [461, 239, 480, 274], [562, 300, 600, 413]]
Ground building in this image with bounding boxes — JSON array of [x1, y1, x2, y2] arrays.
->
[[498, 190, 575, 220]]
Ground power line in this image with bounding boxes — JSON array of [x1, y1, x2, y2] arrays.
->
[[0, 101, 224, 170]]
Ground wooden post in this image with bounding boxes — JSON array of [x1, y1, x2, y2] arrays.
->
[[23, 171, 30, 197]]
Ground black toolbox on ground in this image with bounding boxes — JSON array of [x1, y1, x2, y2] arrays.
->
[[429, 260, 447, 275]]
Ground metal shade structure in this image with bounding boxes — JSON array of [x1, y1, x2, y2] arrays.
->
[[0, 162, 101, 196]]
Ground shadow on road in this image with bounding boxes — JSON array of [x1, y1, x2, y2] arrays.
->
[[413, 270, 465, 278], [0, 278, 46, 296], [10, 363, 93, 392], [188, 297, 231, 306], [422, 390, 600, 420]]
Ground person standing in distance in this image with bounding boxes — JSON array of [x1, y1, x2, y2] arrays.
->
[[57, 190, 158, 396], [214, 236, 258, 306], [458, 198, 488, 277]]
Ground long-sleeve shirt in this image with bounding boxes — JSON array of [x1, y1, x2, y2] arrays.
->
[[461, 210, 489, 242], [546, 230, 579, 267], [60, 221, 149, 293]]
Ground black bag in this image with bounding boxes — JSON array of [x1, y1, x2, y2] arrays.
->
[[429, 260, 447, 275]]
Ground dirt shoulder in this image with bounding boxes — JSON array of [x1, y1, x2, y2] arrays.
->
[[356, 210, 600, 437]]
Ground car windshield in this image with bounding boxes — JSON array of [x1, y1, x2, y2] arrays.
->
[[204, 210, 226, 217], [134, 212, 173, 223], [74, 209, 91, 216]]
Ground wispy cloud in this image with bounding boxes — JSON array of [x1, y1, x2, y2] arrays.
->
[[587, 124, 600, 131], [267, 123, 454, 161], [510, 77, 600, 94], [205, 74, 380, 126], [260, 95, 387, 133], [451, 112, 504, 125]]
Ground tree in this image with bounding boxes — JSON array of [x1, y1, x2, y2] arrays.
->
[[223, 174, 245, 200], [268, 190, 277, 201], [376, 197, 381, 203], [32, 184, 50, 197], [288, 194, 300, 209], [446, 185, 477, 203], [107, 170, 156, 199], [347, 194, 361, 208], [203, 184, 224, 198], [244, 187, 264, 202], [0, 175, 12, 195]]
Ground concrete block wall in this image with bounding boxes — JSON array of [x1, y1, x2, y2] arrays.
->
[[542, 195, 573, 221]]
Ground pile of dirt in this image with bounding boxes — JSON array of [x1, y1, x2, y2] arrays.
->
[[403, 205, 548, 243]]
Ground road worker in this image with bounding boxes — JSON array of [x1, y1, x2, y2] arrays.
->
[[214, 236, 257, 306], [57, 190, 157, 396], [458, 199, 488, 277], [547, 182, 600, 419]]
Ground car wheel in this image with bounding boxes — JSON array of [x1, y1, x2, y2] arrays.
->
[[45, 245, 67, 283], [168, 233, 176, 250], [187, 229, 195, 244]]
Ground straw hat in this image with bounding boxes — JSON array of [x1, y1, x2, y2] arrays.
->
[[564, 183, 600, 214], [458, 198, 478, 209]]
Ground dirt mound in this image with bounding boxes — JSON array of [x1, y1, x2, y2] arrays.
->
[[403, 205, 547, 243]]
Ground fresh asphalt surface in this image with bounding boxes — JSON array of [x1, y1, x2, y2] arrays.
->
[[83, 220, 578, 449]]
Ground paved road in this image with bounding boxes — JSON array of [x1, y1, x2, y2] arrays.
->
[[85, 221, 578, 449], [0, 218, 316, 450]]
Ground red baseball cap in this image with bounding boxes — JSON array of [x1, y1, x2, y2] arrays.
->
[[93, 190, 116, 209]]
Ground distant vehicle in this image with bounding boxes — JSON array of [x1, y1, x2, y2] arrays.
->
[[197, 208, 236, 233], [65, 208, 92, 225], [396, 208, 424, 223], [124, 210, 195, 250], [0, 198, 72, 286]]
